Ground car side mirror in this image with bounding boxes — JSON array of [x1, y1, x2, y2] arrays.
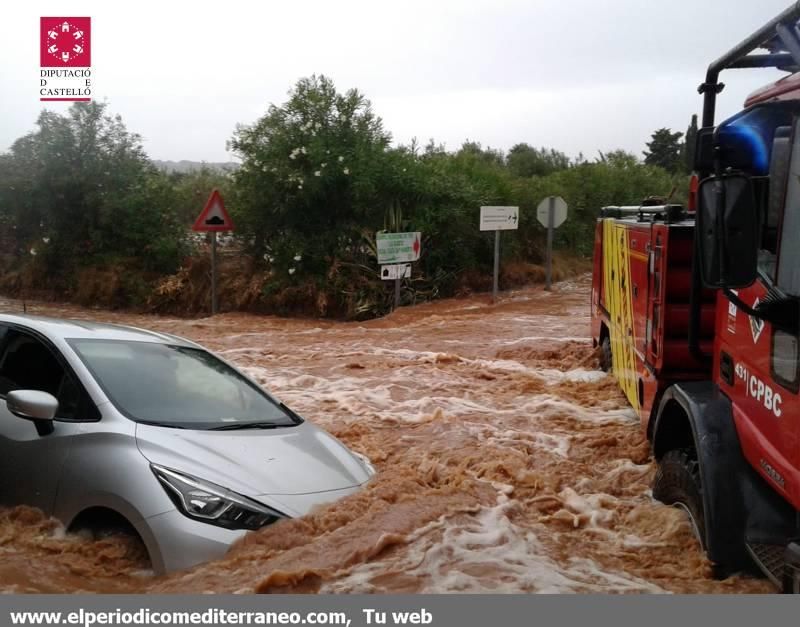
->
[[697, 174, 759, 289], [6, 390, 57, 436]]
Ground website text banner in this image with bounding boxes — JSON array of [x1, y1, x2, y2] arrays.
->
[[0, 595, 791, 627]]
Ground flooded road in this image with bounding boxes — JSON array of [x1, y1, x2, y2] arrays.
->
[[0, 277, 773, 593]]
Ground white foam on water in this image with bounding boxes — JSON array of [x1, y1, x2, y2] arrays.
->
[[501, 336, 591, 346], [239, 344, 605, 392], [603, 459, 652, 482], [217, 347, 268, 356], [562, 369, 607, 383], [557, 487, 619, 528], [517, 397, 638, 424], [241, 362, 627, 428], [461, 420, 572, 459], [321, 497, 667, 594]]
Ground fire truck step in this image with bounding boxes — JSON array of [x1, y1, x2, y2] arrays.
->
[[746, 542, 785, 587]]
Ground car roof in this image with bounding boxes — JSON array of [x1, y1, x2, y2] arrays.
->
[[0, 313, 196, 347]]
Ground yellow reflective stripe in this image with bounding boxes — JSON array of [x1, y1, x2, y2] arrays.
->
[[602, 219, 640, 412]]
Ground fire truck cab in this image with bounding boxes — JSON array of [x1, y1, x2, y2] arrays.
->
[[592, 4, 800, 590]]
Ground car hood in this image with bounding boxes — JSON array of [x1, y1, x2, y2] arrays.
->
[[135, 421, 371, 499]]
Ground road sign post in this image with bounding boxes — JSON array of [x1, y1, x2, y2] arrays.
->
[[480, 206, 519, 303], [546, 197, 554, 291], [536, 196, 568, 291], [394, 276, 401, 309], [493, 229, 500, 302], [192, 189, 234, 315], [210, 232, 218, 314], [376, 233, 421, 311]]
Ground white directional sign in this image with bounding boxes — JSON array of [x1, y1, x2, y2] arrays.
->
[[380, 264, 411, 280], [480, 206, 519, 231], [536, 196, 568, 228], [376, 232, 421, 264]]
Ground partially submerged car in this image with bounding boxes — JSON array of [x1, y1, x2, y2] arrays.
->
[[0, 314, 374, 573]]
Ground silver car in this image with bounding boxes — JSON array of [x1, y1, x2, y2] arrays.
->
[[0, 314, 374, 573]]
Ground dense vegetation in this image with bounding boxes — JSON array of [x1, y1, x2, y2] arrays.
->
[[0, 75, 692, 317]]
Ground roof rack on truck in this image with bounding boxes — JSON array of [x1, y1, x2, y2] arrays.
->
[[700, 2, 800, 129], [599, 204, 686, 223]]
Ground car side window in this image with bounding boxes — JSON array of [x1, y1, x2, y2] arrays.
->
[[0, 330, 83, 421]]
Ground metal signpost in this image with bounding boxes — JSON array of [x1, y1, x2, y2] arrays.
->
[[192, 189, 235, 315], [480, 206, 519, 302], [536, 196, 568, 291], [376, 232, 421, 309]]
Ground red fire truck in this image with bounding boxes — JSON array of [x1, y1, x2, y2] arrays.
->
[[591, 4, 800, 590]]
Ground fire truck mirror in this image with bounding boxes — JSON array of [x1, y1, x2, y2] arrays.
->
[[697, 174, 759, 289], [694, 127, 715, 173]]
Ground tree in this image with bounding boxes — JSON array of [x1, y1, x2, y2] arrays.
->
[[683, 114, 699, 174], [506, 143, 570, 178], [457, 141, 505, 167], [643, 128, 684, 173], [597, 149, 639, 169], [229, 75, 392, 275], [0, 102, 186, 280], [511, 150, 681, 256]]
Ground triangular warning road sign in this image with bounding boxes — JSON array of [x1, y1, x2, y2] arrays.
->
[[192, 189, 235, 232]]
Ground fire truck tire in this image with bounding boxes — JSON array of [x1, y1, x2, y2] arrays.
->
[[599, 337, 612, 372], [653, 448, 706, 548]]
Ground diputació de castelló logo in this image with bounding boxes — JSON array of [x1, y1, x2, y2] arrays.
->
[[39, 17, 92, 102]]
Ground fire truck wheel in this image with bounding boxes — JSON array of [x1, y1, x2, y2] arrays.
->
[[599, 337, 612, 372], [653, 448, 706, 549]]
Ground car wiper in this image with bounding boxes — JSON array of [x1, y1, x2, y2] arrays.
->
[[208, 422, 286, 431], [137, 420, 187, 429]]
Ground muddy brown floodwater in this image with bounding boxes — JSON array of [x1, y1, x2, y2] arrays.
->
[[0, 276, 774, 594]]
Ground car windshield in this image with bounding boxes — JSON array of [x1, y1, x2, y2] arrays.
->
[[69, 339, 298, 429]]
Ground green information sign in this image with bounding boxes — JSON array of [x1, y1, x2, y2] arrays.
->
[[376, 231, 421, 264]]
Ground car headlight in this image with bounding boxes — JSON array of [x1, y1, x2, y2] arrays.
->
[[151, 465, 285, 531], [352, 451, 377, 477]]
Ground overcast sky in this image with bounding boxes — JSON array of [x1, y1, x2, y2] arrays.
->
[[0, 0, 793, 162]]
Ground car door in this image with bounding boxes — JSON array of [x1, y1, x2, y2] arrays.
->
[[0, 325, 90, 514]]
